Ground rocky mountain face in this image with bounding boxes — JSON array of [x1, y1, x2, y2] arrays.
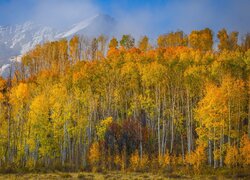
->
[[0, 14, 116, 75]]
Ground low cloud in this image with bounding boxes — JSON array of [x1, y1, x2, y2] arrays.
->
[[32, 0, 99, 29], [111, 0, 250, 39], [0, 0, 249, 38]]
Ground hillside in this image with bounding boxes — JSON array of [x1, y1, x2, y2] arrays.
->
[[0, 30, 249, 176], [0, 14, 116, 75]]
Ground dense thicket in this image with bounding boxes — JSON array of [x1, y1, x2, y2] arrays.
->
[[0, 28, 250, 173]]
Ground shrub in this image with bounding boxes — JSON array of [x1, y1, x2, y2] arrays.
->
[[114, 154, 122, 170], [140, 153, 150, 171], [89, 142, 101, 172], [130, 150, 140, 171], [225, 145, 240, 168], [158, 151, 170, 168], [240, 134, 250, 166], [129, 150, 150, 171], [185, 145, 206, 173]]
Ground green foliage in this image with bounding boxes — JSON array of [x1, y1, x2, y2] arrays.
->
[[120, 34, 135, 49], [96, 117, 113, 141]]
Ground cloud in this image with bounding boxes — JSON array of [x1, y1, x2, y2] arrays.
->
[[166, 0, 250, 34], [111, 0, 250, 39], [0, 0, 99, 28], [113, 7, 157, 39], [32, 0, 99, 29], [0, 0, 249, 37]]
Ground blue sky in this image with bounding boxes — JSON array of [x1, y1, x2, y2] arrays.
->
[[0, 0, 249, 37]]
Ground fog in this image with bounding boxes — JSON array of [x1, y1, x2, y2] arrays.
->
[[0, 0, 249, 38], [32, 0, 99, 30], [112, 0, 250, 39]]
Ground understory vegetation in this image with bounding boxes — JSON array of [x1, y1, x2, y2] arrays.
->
[[0, 28, 250, 175]]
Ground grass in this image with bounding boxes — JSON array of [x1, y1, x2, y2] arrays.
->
[[0, 172, 181, 180], [0, 169, 249, 179]]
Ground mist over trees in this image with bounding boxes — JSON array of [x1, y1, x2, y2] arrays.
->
[[0, 28, 250, 174]]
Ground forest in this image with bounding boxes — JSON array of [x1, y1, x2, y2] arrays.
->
[[0, 28, 250, 176]]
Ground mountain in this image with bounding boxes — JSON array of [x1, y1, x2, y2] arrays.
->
[[57, 14, 116, 38], [0, 22, 56, 63], [0, 14, 116, 75]]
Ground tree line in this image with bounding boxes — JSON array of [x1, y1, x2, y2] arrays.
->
[[0, 28, 250, 174]]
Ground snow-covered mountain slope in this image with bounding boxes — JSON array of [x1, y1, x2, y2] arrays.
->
[[0, 22, 56, 63], [0, 14, 116, 75], [57, 14, 116, 38], [56, 14, 99, 38]]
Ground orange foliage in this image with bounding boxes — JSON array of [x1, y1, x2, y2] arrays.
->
[[185, 145, 206, 173], [225, 145, 240, 168], [240, 134, 250, 166], [89, 142, 101, 171]]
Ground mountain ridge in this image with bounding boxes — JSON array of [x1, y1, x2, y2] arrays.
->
[[0, 14, 116, 75]]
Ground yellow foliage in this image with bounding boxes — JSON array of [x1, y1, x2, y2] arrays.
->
[[89, 142, 101, 171], [240, 134, 250, 166], [114, 154, 122, 170], [159, 151, 171, 168], [177, 155, 184, 165], [29, 94, 49, 126], [10, 82, 29, 105], [130, 150, 140, 171], [185, 145, 206, 173], [0, 30, 249, 173], [28, 94, 51, 155], [170, 154, 179, 167], [140, 154, 149, 170], [213, 149, 221, 161], [96, 117, 113, 141], [225, 145, 240, 168], [26, 158, 35, 169], [130, 150, 149, 171]]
